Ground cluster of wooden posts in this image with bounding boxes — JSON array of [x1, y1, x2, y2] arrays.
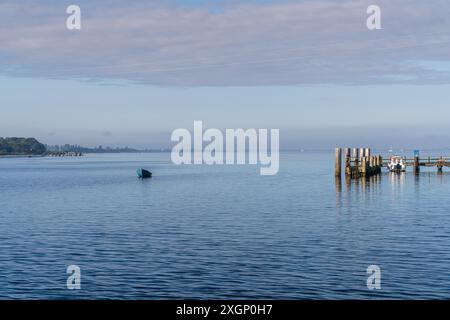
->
[[46, 151, 83, 157], [335, 147, 382, 179], [335, 147, 450, 178]]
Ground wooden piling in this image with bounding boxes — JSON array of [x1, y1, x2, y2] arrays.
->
[[361, 157, 367, 175], [438, 156, 444, 172], [369, 156, 374, 174], [335, 148, 342, 177], [414, 155, 420, 174], [352, 148, 359, 178], [359, 148, 365, 161], [344, 148, 351, 175]]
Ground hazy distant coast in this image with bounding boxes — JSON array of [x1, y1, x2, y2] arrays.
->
[[46, 144, 170, 154], [0, 137, 169, 157]]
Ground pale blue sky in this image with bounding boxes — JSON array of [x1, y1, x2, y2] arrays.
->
[[2, 76, 450, 149], [1, 0, 450, 149]]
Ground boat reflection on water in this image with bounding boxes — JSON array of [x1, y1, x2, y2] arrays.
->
[[389, 171, 406, 187]]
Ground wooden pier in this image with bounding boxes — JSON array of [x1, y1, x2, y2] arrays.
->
[[335, 147, 450, 179], [396, 155, 450, 173]]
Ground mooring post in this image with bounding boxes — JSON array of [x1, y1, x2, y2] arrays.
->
[[361, 157, 367, 176], [438, 156, 444, 173], [335, 148, 342, 177], [352, 148, 359, 159], [366, 157, 370, 175], [344, 148, 351, 176], [364, 148, 371, 158], [414, 155, 420, 175], [352, 148, 359, 178], [369, 156, 374, 175]]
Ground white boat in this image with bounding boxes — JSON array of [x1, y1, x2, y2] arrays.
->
[[388, 156, 406, 172]]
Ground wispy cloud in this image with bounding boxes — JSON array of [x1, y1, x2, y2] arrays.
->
[[1, 0, 450, 85]]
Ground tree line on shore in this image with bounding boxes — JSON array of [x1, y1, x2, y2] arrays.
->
[[0, 137, 46, 155]]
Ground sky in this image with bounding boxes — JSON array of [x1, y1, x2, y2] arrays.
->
[[1, 0, 450, 149]]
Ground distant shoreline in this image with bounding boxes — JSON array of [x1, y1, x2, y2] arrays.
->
[[0, 151, 172, 158], [0, 154, 44, 158], [3, 149, 450, 159]]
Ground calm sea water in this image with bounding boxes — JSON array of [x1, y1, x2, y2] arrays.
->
[[1, 152, 450, 299]]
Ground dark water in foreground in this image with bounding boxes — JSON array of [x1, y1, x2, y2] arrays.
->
[[1, 152, 450, 299]]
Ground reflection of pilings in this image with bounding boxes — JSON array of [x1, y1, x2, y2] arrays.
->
[[335, 175, 342, 193], [414, 173, 420, 182], [345, 169, 382, 194], [345, 174, 351, 191], [414, 171, 420, 195]]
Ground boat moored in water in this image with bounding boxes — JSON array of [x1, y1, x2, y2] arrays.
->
[[137, 168, 152, 179], [388, 156, 406, 172]]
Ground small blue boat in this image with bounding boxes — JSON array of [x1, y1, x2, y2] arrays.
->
[[137, 168, 152, 179]]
